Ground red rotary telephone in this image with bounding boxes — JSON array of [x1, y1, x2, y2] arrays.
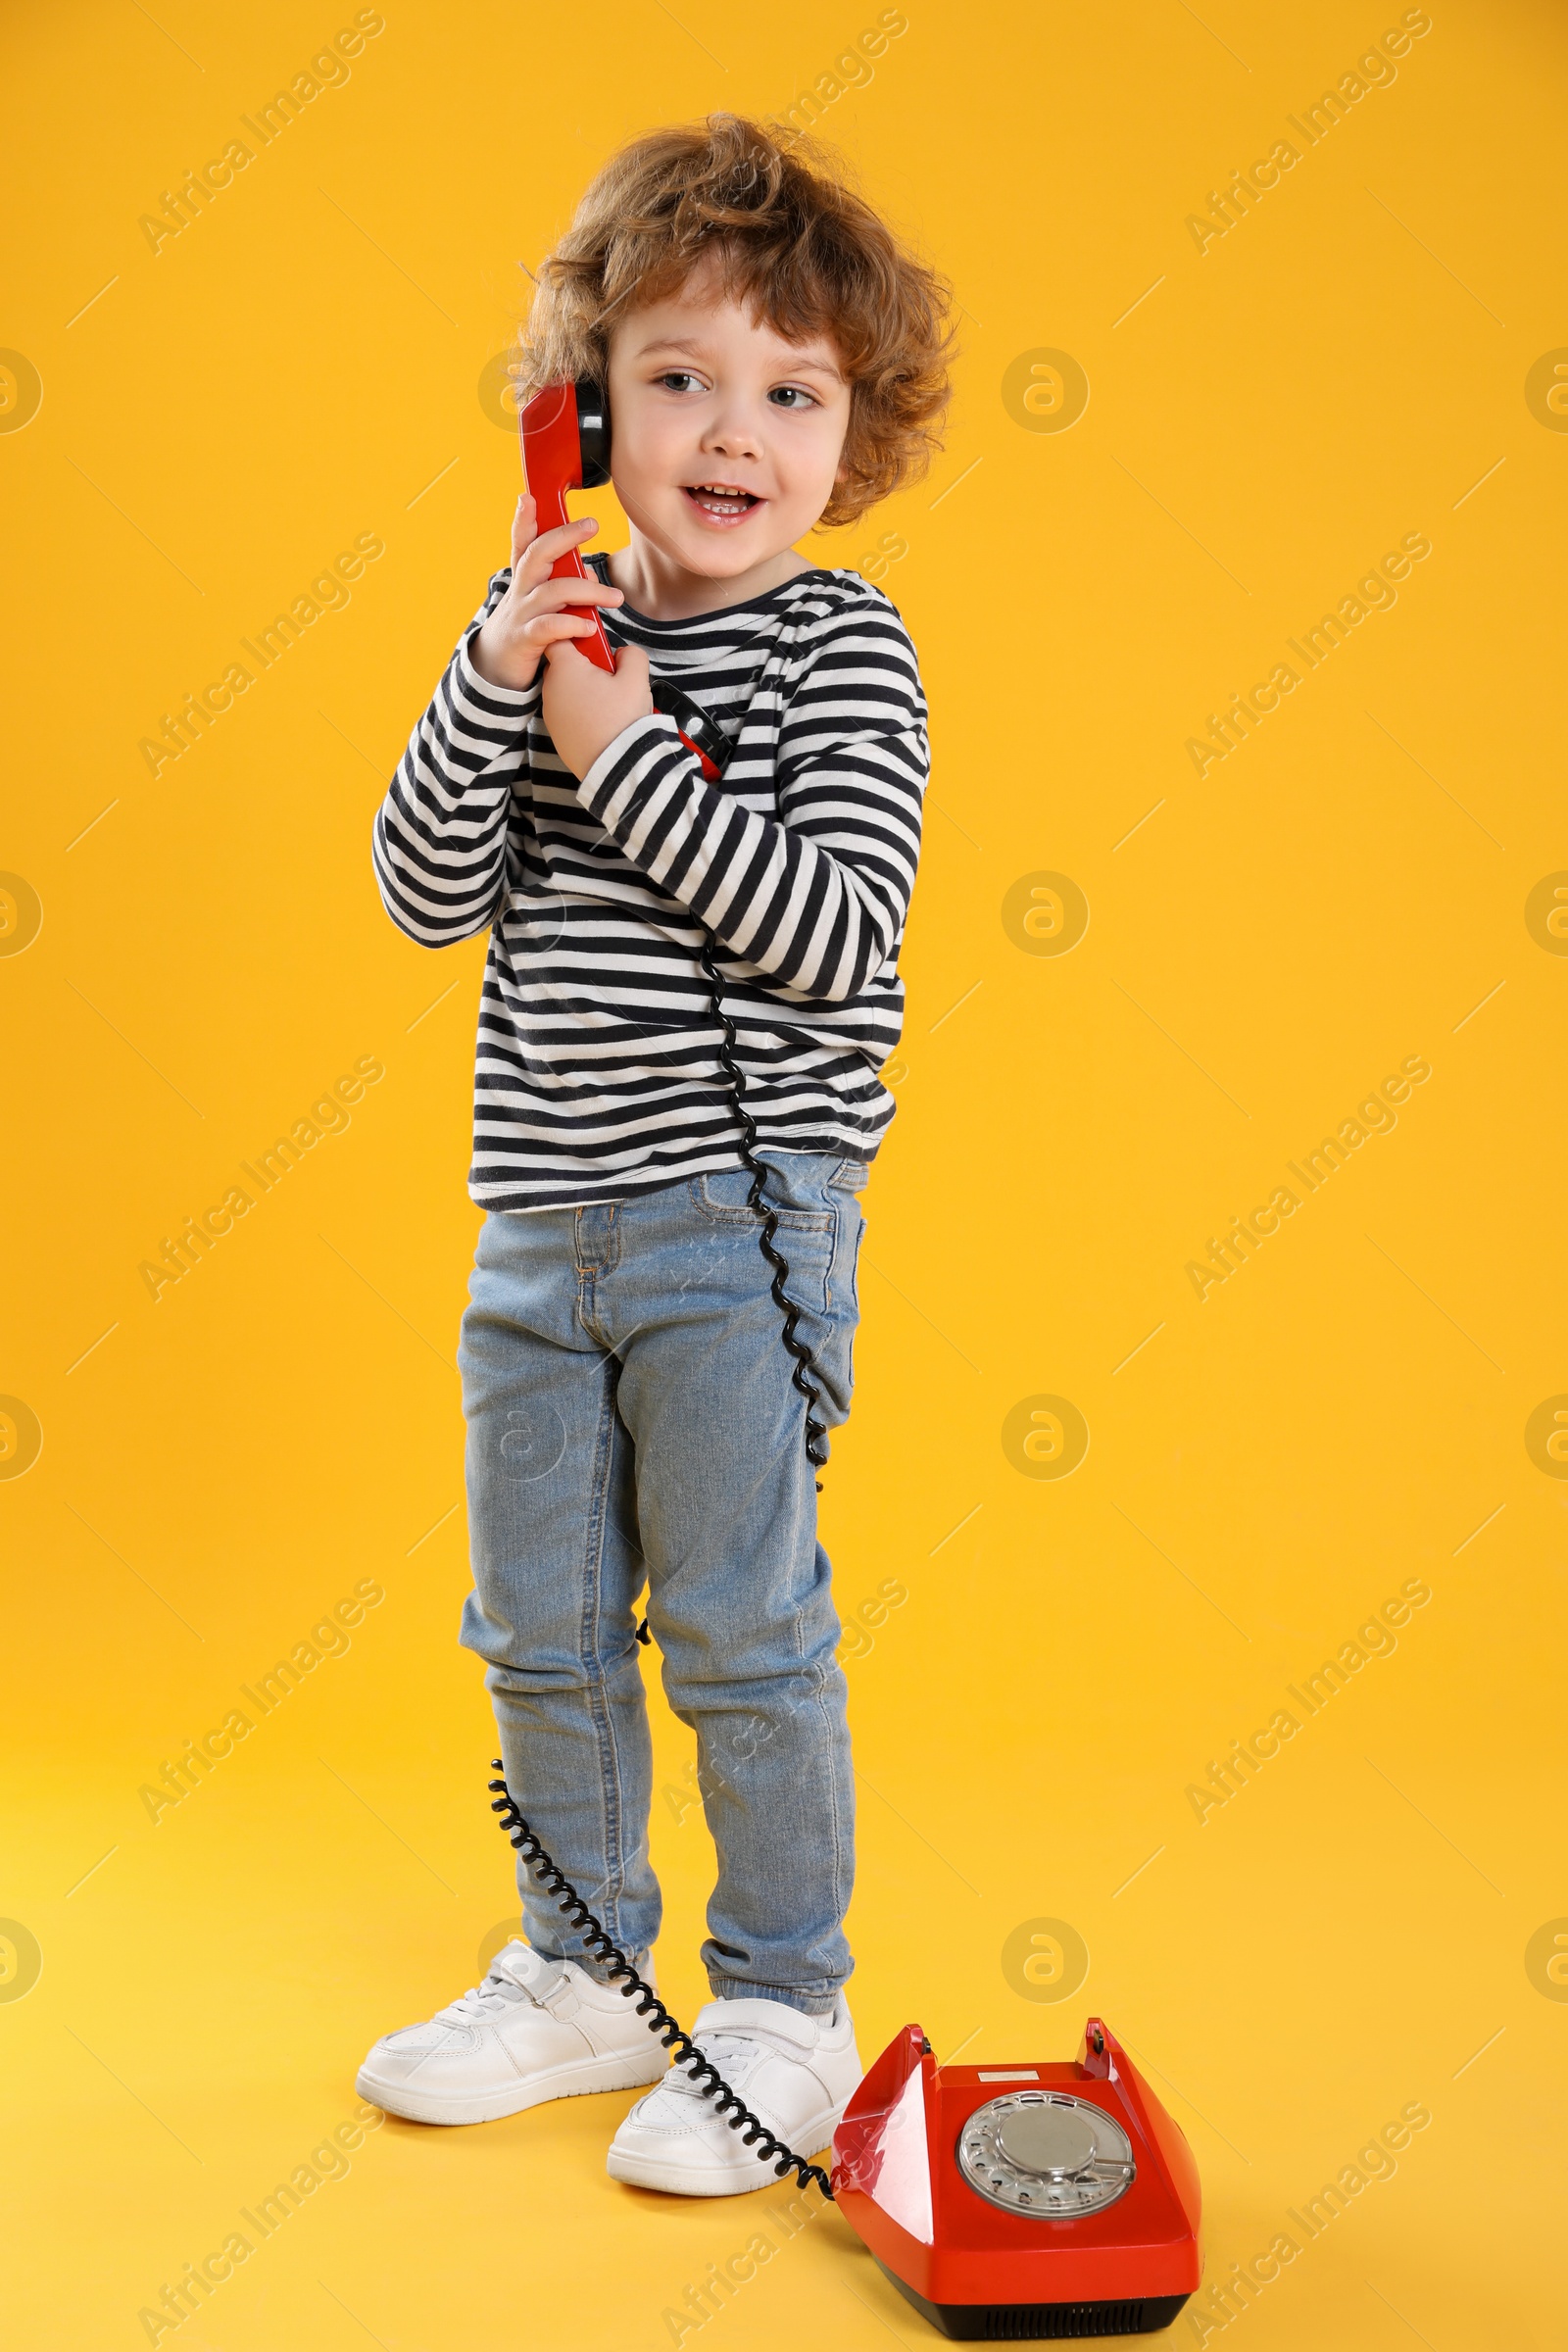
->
[[832, 2017, 1201, 2339], [516, 377, 730, 781]]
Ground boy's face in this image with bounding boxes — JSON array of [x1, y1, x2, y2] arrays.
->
[[605, 259, 851, 577]]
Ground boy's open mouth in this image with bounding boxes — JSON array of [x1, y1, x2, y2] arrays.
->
[[683, 482, 762, 521]]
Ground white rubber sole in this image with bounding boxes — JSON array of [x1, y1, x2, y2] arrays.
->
[[356, 2042, 669, 2127], [605, 2105, 844, 2197]]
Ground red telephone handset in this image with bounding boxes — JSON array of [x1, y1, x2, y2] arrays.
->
[[516, 376, 729, 781], [518, 378, 615, 674], [832, 2017, 1202, 2339]]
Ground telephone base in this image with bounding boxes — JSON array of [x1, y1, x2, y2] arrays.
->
[[876, 2265, 1191, 2341], [835, 2021, 1201, 2337]]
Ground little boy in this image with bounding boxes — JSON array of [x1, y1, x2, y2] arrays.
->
[[359, 114, 950, 2195]]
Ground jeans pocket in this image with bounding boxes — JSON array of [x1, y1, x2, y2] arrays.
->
[[693, 1166, 833, 1239], [826, 1191, 865, 1327], [692, 1166, 836, 1323]]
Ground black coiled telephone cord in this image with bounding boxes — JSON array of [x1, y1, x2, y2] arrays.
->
[[486, 919, 843, 2200], [696, 933, 831, 1473], [489, 1764, 835, 2197]]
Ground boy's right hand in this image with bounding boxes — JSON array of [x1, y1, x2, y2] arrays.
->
[[468, 495, 624, 691]]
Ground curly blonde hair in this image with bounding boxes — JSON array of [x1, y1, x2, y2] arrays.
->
[[519, 114, 955, 530]]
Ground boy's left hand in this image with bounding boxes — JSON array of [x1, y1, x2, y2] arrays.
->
[[541, 637, 655, 781]]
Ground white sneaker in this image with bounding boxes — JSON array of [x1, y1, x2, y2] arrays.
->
[[356, 1940, 669, 2126], [606, 1993, 861, 2196]]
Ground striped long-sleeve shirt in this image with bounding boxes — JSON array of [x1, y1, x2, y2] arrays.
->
[[371, 553, 928, 1210]]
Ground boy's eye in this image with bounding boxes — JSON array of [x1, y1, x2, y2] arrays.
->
[[656, 370, 703, 393], [768, 386, 817, 410]]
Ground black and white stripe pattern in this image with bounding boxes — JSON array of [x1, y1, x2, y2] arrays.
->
[[372, 556, 928, 1209]]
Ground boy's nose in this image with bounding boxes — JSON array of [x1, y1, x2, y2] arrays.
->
[[702, 417, 763, 463]]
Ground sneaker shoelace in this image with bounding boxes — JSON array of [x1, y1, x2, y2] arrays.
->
[[661, 2027, 785, 2100], [437, 1970, 538, 2026]]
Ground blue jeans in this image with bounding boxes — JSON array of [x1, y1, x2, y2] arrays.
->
[[457, 1151, 868, 2017]]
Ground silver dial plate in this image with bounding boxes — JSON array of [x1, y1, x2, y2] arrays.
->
[[957, 2091, 1136, 2219]]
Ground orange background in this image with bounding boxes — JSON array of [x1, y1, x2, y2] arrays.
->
[[4, 2, 1567, 2346]]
